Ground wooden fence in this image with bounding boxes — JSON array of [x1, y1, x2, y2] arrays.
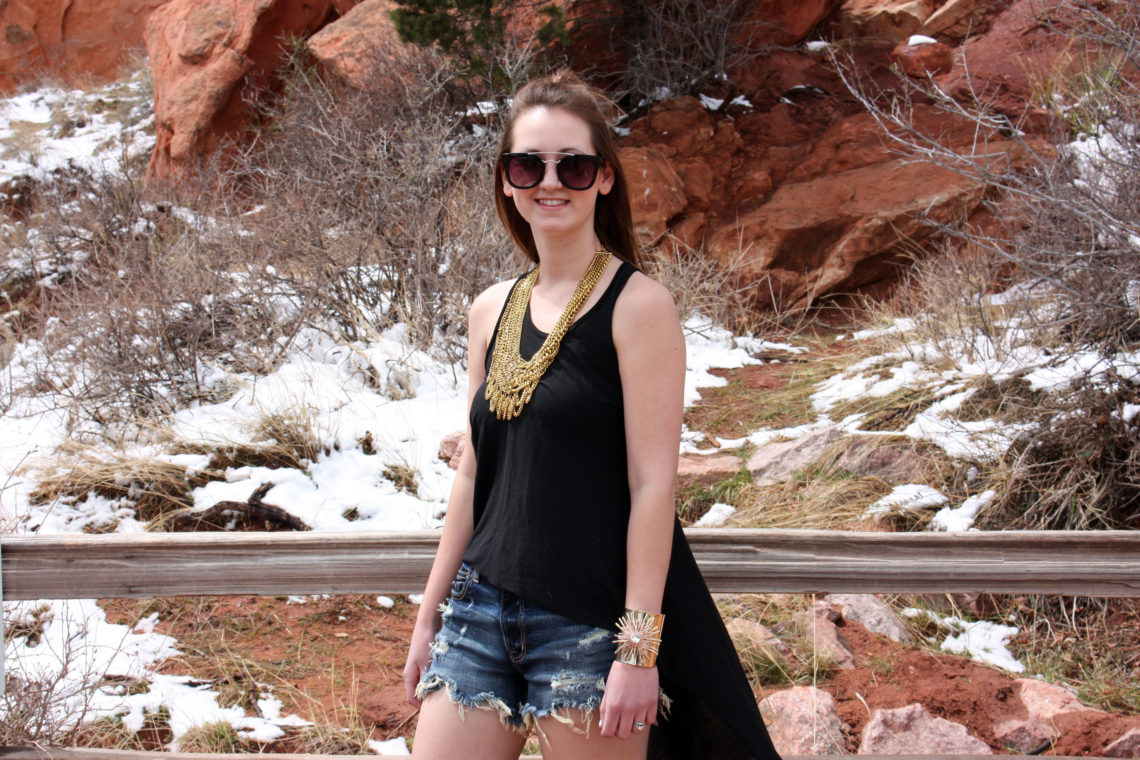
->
[[3, 528, 1138, 760]]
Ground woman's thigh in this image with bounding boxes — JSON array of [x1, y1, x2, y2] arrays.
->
[[412, 690, 527, 760], [536, 711, 649, 760]]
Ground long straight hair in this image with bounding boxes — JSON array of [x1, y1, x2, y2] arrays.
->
[[493, 70, 641, 268]]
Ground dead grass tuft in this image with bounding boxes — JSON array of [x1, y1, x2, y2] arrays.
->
[[718, 595, 840, 688], [178, 721, 248, 753], [28, 451, 205, 525], [730, 475, 891, 530]]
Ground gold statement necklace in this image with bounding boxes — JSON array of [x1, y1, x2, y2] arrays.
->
[[485, 250, 611, 420]]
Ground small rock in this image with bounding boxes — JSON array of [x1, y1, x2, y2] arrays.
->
[[747, 426, 842, 485], [835, 437, 935, 484], [759, 686, 846, 755], [1107, 727, 1140, 758], [793, 602, 856, 670], [439, 431, 465, 470], [676, 452, 744, 490], [726, 618, 793, 661], [825, 593, 911, 643], [994, 679, 1092, 752], [892, 38, 956, 76], [859, 703, 992, 754]]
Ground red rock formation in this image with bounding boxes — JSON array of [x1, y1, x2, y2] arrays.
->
[[938, 0, 1079, 117], [129, 0, 1076, 307], [144, 0, 358, 181], [0, 0, 170, 94], [308, 0, 407, 88], [619, 146, 687, 247]]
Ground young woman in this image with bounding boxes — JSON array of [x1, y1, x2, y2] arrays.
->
[[403, 70, 780, 760]]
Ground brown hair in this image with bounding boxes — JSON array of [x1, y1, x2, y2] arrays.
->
[[493, 70, 641, 268]]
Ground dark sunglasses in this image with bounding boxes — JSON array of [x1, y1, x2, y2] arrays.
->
[[500, 152, 605, 191]]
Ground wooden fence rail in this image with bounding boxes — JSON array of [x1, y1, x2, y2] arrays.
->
[[4, 528, 1140, 600], [2, 530, 1136, 760]]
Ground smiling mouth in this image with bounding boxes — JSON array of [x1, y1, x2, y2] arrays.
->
[[537, 199, 568, 206]]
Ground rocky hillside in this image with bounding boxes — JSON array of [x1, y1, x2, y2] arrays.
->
[[2, 0, 1076, 310]]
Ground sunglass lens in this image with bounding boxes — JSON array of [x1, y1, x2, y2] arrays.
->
[[557, 155, 598, 190], [506, 155, 543, 188]]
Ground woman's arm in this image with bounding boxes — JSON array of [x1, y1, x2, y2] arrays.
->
[[402, 280, 513, 705], [599, 272, 686, 738]]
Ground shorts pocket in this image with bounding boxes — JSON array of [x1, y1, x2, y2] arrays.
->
[[450, 563, 478, 601]]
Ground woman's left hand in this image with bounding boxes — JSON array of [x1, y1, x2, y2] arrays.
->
[[599, 660, 659, 739]]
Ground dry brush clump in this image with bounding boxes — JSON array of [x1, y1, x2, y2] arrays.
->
[[14, 165, 303, 421], [8, 38, 526, 424], [836, 0, 1140, 531], [227, 41, 519, 363]]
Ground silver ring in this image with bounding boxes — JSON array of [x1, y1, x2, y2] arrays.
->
[[632, 721, 647, 730]]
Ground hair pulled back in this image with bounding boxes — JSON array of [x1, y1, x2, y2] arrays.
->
[[494, 70, 640, 268]]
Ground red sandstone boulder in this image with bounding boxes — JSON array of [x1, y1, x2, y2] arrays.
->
[[676, 452, 745, 490], [830, 0, 934, 42], [759, 686, 846, 754], [741, 0, 841, 47], [0, 0, 169, 94], [794, 601, 856, 670], [892, 36, 955, 76], [144, 0, 350, 181], [439, 431, 465, 470], [939, 0, 1077, 120], [308, 0, 407, 88], [619, 146, 687, 248], [994, 679, 1094, 753], [706, 149, 1000, 309], [1107, 728, 1140, 758], [919, 0, 995, 38]]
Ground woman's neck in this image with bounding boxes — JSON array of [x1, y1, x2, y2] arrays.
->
[[533, 231, 604, 287]]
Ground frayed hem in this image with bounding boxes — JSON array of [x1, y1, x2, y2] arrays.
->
[[415, 675, 528, 736], [523, 698, 602, 738]]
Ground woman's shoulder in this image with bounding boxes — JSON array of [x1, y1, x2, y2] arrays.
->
[[614, 267, 679, 322], [468, 276, 521, 345]]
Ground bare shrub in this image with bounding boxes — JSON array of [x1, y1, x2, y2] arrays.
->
[[598, 0, 777, 106], [645, 241, 770, 335], [229, 41, 519, 364], [835, 0, 1140, 530], [19, 166, 301, 421]]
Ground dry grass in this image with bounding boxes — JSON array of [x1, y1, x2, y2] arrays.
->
[[730, 475, 891, 530], [718, 594, 841, 689], [178, 721, 248, 753], [27, 449, 204, 526], [683, 343, 854, 440]]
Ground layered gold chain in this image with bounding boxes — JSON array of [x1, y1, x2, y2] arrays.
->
[[485, 251, 611, 420]]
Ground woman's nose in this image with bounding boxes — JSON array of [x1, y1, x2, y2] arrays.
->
[[538, 159, 561, 188]]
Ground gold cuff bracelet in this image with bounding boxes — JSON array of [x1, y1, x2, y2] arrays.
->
[[614, 608, 665, 668]]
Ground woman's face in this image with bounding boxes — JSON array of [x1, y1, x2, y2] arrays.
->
[[502, 106, 614, 245]]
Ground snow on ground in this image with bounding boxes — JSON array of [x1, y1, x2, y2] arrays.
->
[[930, 490, 996, 532], [903, 608, 1025, 673], [0, 67, 154, 184], [864, 484, 948, 518], [0, 295, 806, 748]]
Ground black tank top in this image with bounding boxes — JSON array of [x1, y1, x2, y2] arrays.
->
[[464, 261, 637, 629]]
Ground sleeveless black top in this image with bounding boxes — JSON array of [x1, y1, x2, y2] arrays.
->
[[465, 262, 635, 626], [465, 262, 781, 760]]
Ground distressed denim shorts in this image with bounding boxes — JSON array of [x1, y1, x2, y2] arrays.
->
[[415, 562, 615, 734]]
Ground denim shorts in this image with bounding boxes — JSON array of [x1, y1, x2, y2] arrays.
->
[[415, 562, 616, 734]]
